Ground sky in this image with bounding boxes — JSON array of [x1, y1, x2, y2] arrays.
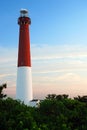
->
[[1, 0, 87, 99]]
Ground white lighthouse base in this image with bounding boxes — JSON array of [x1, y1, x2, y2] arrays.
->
[[16, 67, 33, 105]]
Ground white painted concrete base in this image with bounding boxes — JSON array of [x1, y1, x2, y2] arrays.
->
[[16, 67, 33, 105]]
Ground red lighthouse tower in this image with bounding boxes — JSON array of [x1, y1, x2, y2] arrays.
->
[[16, 9, 33, 104]]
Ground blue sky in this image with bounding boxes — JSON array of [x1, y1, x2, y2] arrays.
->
[[1, 0, 87, 99], [1, 0, 87, 47]]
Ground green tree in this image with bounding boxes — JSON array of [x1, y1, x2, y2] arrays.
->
[[0, 83, 7, 99], [1, 93, 87, 130], [46, 94, 69, 100], [74, 95, 87, 103]]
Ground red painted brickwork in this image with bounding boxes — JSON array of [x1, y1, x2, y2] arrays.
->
[[18, 17, 31, 67]]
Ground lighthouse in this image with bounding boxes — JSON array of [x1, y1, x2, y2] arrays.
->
[[16, 9, 33, 104]]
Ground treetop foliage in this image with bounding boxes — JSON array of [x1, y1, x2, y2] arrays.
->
[[0, 83, 7, 99], [0, 93, 87, 130]]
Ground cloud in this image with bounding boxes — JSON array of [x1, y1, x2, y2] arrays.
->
[[0, 46, 17, 88], [1, 43, 87, 98], [31, 43, 87, 78], [0, 73, 16, 78], [57, 73, 81, 82], [0, 46, 17, 64], [31, 44, 87, 60], [31, 43, 87, 98]]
